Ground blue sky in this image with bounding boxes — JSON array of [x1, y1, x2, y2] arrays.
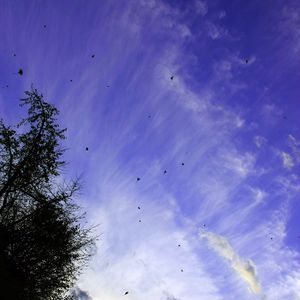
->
[[1, 0, 300, 299]]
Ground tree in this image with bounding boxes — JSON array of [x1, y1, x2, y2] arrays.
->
[[0, 87, 94, 299]]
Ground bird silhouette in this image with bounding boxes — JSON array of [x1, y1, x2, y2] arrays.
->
[[245, 59, 249, 64], [18, 69, 23, 76], [70, 79, 73, 82], [178, 244, 181, 247], [164, 170, 167, 174], [91, 54, 95, 58], [170, 76, 174, 80], [13, 53, 16, 57], [137, 177, 140, 181], [124, 291, 129, 295], [181, 269, 184, 272], [43, 24, 47, 28], [181, 162, 185, 166], [138, 206, 141, 209], [139, 220, 141, 223], [85, 147, 89, 151]]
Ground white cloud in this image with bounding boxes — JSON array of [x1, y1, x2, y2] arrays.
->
[[195, 1, 208, 16], [280, 151, 294, 169], [155, 55, 245, 134], [254, 135, 267, 148], [218, 11, 226, 19], [177, 24, 192, 38], [139, 0, 193, 40], [251, 205, 300, 300], [261, 104, 283, 122], [206, 22, 227, 39], [288, 134, 300, 164], [200, 231, 261, 294], [288, 134, 300, 146], [280, 6, 300, 55], [264, 270, 300, 299], [222, 151, 255, 177], [275, 174, 300, 194], [212, 53, 253, 94], [214, 60, 233, 80], [78, 194, 222, 300], [251, 188, 267, 205]]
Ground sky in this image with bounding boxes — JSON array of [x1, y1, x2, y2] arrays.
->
[[0, 0, 300, 299]]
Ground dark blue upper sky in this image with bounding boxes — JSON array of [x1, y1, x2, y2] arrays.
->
[[1, 0, 300, 299]]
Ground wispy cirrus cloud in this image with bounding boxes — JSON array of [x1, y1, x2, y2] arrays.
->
[[1, 0, 300, 299], [288, 134, 300, 165]]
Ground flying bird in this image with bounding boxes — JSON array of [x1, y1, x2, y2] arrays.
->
[[181, 162, 185, 166], [18, 68, 23, 76], [137, 206, 141, 209], [43, 24, 47, 28], [91, 54, 95, 58], [164, 170, 167, 174], [124, 291, 129, 295], [70, 79, 73, 82], [139, 220, 141, 223], [85, 147, 89, 151], [170, 76, 174, 80], [181, 269, 184, 272], [136, 177, 140, 181], [13, 53, 16, 57], [245, 59, 249, 64], [178, 244, 181, 247]]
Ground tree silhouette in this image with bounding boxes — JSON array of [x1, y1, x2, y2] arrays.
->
[[0, 87, 94, 299]]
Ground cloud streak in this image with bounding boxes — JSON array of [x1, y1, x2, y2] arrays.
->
[[200, 231, 261, 294]]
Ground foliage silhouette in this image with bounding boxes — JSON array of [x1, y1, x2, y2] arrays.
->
[[0, 87, 94, 299]]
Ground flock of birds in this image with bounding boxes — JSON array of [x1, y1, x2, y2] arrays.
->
[[0, 27, 276, 296]]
